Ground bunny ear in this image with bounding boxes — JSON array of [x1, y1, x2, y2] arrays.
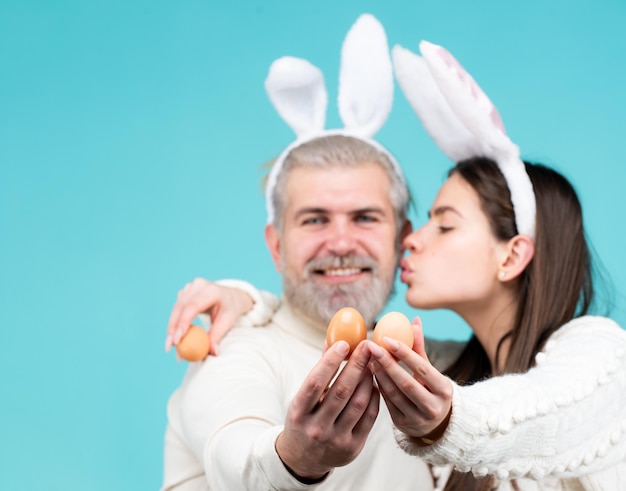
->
[[419, 41, 515, 157], [392, 45, 483, 162], [338, 13, 393, 138], [402, 40, 536, 239], [264, 14, 407, 227], [265, 56, 328, 138]]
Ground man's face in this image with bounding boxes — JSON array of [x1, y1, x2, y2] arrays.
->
[[265, 162, 405, 328]]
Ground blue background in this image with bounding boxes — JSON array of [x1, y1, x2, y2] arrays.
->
[[1, 1, 625, 489]]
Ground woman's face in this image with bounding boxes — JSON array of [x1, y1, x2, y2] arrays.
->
[[401, 172, 507, 314]]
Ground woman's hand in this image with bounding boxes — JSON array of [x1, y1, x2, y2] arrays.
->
[[165, 278, 254, 356], [365, 317, 453, 442]]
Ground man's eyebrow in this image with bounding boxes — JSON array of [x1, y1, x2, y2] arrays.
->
[[350, 207, 386, 215], [295, 206, 386, 219], [293, 207, 329, 220], [427, 205, 462, 219]]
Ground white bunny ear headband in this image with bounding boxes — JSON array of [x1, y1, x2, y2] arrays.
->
[[392, 41, 536, 241], [264, 13, 407, 224]]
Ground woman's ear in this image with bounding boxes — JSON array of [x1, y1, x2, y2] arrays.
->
[[498, 235, 535, 281], [265, 224, 282, 272]]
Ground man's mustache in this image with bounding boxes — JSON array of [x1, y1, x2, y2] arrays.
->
[[304, 255, 377, 275]]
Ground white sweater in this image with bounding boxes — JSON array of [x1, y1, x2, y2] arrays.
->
[[161, 290, 433, 491], [222, 284, 626, 490], [401, 316, 626, 490]]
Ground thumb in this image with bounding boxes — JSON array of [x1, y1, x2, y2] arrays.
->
[[207, 312, 238, 356], [412, 316, 429, 360]]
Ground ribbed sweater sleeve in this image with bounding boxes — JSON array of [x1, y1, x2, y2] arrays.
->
[[395, 316, 626, 481], [197, 279, 280, 328]]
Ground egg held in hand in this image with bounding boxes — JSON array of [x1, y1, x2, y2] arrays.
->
[[373, 312, 414, 349], [326, 307, 367, 355], [176, 325, 211, 362]]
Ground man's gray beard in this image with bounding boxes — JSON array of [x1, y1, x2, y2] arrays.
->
[[281, 254, 396, 328]]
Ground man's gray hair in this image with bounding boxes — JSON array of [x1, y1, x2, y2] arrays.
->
[[269, 135, 410, 236]]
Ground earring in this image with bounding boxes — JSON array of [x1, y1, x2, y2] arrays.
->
[[498, 271, 506, 280]]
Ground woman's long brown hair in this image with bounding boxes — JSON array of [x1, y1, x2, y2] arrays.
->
[[441, 157, 595, 490]]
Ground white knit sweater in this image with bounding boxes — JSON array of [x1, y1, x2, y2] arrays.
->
[[232, 283, 626, 490], [398, 316, 626, 490]]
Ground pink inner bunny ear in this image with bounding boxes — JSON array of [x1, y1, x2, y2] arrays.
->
[[265, 56, 328, 138], [432, 44, 506, 134], [417, 41, 536, 240], [420, 41, 513, 154]]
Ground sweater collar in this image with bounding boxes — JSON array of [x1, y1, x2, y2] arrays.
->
[[272, 296, 328, 349]]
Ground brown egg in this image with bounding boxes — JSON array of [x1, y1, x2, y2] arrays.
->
[[326, 307, 367, 355], [176, 325, 211, 362], [373, 312, 414, 349]]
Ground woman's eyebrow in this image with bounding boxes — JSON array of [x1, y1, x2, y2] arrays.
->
[[428, 205, 462, 219]]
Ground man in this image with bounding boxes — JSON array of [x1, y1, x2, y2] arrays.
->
[[162, 13, 433, 491], [161, 135, 435, 491]]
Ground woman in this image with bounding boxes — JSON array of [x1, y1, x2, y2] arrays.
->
[[166, 40, 626, 489], [364, 155, 626, 490], [358, 40, 626, 489]]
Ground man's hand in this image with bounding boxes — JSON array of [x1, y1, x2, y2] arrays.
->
[[165, 278, 254, 356], [275, 340, 379, 481]]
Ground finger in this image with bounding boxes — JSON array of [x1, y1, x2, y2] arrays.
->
[[206, 312, 238, 356], [335, 369, 377, 434], [318, 342, 373, 420], [368, 353, 398, 395], [368, 348, 413, 415], [167, 280, 212, 351], [352, 380, 380, 441], [165, 297, 186, 351], [381, 336, 448, 395], [173, 297, 211, 345], [370, 356, 414, 412], [373, 353, 452, 439], [291, 341, 350, 414], [207, 333, 219, 356], [411, 317, 429, 360], [366, 340, 435, 408], [375, 372, 405, 421], [369, 339, 452, 426], [208, 311, 236, 344], [173, 320, 192, 346]]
